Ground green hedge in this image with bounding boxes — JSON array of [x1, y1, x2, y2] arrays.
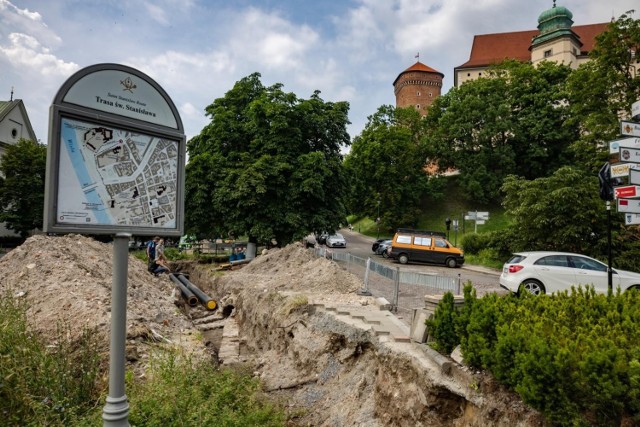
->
[[428, 285, 640, 426]]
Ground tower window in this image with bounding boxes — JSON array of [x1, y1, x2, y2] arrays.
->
[[467, 73, 471, 76], [429, 93, 433, 97], [544, 49, 552, 58], [417, 91, 421, 96], [416, 104, 420, 109], [11, 129, 18, 139]]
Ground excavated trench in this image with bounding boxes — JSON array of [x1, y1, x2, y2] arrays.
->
[[173, 246, 546, 427]]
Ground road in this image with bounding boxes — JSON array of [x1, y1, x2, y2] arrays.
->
[[336, 228, 505, 297]]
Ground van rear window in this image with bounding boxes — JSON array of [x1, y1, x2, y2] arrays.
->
[[396, 235, 411, 244]]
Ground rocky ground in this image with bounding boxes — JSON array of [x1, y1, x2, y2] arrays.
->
[[0, 234, 545, 426]]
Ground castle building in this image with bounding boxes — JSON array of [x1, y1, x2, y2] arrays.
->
[[454, 2, 608, 87], [393, 60, 444, 116]]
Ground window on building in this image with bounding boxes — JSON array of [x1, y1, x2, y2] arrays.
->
[[417, 91, 421, 96], [544, 49, 552, 58], [416, 104, 420, 109], [467, 73, 470, 76], [429, 92, 433, 97], [479, 73, 482, 76]]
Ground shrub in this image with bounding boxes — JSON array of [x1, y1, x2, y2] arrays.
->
[[427, 286, 640, 425]]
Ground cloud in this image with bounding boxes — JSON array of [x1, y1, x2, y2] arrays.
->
[[143, 2, 169, 25], [0, 0, 62, 46], [0, 33, 78, 77]]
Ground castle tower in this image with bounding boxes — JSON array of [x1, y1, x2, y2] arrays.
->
[[393, 60, 444, 116], [530, 1, 582, 68]]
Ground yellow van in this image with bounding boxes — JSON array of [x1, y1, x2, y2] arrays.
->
[[388, 229, 464, 268]]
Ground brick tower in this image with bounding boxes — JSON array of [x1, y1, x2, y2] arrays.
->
[[393, 60, 444, 116]]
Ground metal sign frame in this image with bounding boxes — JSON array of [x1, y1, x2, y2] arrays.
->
[[44, 64, 186, 237]]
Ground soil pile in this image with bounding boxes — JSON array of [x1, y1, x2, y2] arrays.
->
[[0, 234, 205, 365]]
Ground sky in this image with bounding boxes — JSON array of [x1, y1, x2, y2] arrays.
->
[[0, 0, 637, 148]]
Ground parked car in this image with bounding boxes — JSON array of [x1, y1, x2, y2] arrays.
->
[[388, 228, 464, 268], [500, 251, 640, 295], [371, 239, 386, 252], [326, 233, 346, 248], [375, 239, 393, 257], [315, 232, 329, 245]]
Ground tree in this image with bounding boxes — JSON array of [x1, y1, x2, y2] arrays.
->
[[566, 11, 640, 172], [343, 106, 442, 230], [424, 60, 576, 204], [185, 73, 351, 246], [0, 138, 47, 237], [501, 166, 606, 255]]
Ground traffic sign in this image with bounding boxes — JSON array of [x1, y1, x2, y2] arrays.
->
[[617, 198, 640, 213], [614, 185, 640, 199], [609, 137, 640, 154], [621, 120, 640, 137], [610, 162, 640, 178], [475, 220, 486, 225], [476, 211, 490, 219], [633, 100, 640, 121], [464, 215, 474, 220], [624, 213, 640, 225], [631, 169, 640, 185], [620, 147, 640, 164]]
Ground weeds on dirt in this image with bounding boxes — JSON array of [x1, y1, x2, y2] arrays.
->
[[124, 351, 286, 426], [0, 291, 103, 426]]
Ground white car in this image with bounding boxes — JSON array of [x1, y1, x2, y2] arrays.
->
[[325, 233, 346, 248], [500, 251, 640, 295]]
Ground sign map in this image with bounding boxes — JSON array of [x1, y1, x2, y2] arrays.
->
[[57, 117, 178, 228]]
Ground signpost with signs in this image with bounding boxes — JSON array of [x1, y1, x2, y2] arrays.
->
[[465, 211, 489, 233], [44, 64, 185, 427]]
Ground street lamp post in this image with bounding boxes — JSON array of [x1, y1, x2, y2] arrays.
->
[[376, 200, 381, 239]]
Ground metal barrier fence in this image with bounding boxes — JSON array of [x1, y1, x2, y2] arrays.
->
[[311, 248, 461, 321]]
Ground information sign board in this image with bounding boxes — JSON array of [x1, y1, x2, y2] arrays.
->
[[44, 63, 186, 236], [610, 162, 640, 178], [633, 100, 640, 121], [625, 213, 640, 225], [630, 169, 640, 185], [620, 147, 640, 164], [621, 121, 640, 137], [617, 198, 640, 214], [609, 137, 640, 154], [614, 185, 640, 199]]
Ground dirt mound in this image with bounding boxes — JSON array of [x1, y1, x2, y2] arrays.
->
[[233, 243, 362, 294], [0, 234, 204, 362]]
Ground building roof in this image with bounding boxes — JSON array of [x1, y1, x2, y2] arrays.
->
[[456, 22, 609, 69], [0, 99, 38, 143], [393, 61, 444, 86]]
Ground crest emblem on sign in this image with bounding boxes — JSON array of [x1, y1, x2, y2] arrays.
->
[[120, 77, 137, 93], [622, 149, 630, 160]]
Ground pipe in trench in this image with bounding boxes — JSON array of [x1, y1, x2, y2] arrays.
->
[[176, 274, 218, 311], [168, 273, 198, 307]]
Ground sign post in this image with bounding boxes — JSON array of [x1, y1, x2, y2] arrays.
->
[[44, 64, 185, 427]]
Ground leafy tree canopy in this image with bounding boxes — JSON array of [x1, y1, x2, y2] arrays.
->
[[424, 60, 577, 204], [0, 138, 47, 237], [566, 10, 640, 172], [344, 106, 443, 230], [185, 73, 351, 245], [501, 166, 606, 255]]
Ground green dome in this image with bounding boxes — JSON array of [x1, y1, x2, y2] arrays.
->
[[538, 3, 573, 29]]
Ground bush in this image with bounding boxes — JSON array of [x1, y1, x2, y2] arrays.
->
[[427, 287, 640, 426]]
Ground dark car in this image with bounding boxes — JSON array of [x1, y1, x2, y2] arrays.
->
[[371, 239, 386, 252], [315, 232, 329, 245], [375, 239, 393, 257]]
